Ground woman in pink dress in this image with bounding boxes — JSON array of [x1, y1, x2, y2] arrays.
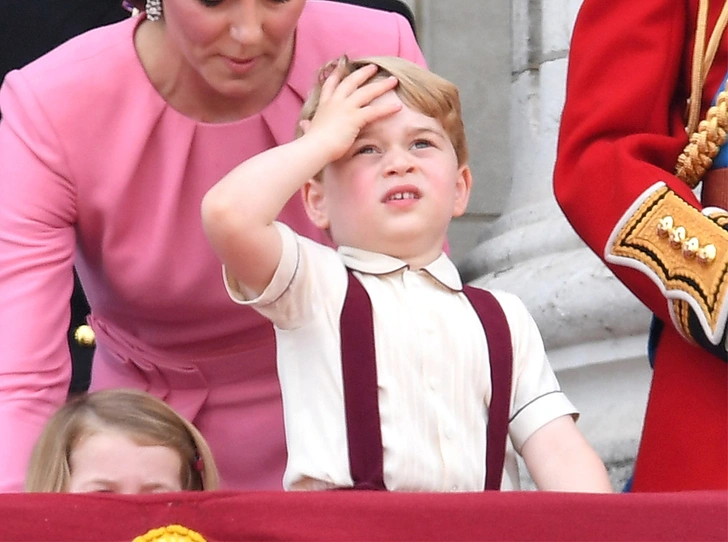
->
[[0, 0, 424, 492]]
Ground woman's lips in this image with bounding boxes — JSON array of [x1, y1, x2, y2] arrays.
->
[[222, 55, 257, 75]]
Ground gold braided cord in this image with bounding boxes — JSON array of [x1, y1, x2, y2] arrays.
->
[[677, 0, 728, 188], [676, 87, 728, 188], [686, 0, 709, 137], [702, 2, 728, 86]]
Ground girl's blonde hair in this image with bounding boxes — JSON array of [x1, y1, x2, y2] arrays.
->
[[298, 55, 469, 166], [25, 388, 220, 492]]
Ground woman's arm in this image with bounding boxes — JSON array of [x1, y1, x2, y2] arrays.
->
[[0, 72, 77, 492]]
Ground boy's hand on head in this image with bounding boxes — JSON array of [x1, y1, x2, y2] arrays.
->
[[303, 64, 401, 163]]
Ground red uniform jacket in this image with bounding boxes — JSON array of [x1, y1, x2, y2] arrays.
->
[[554, 0, 728, 491]]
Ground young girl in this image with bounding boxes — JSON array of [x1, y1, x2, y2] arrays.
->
[[25, 389, 219, 493]]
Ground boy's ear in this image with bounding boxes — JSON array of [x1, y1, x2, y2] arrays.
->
[[302, 179, 331, 230], [452, 164, 473, 218]]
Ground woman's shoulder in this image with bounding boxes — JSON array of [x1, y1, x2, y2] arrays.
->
[[297, 0, 413, 53], [0, 17, 155, 165], [7, 17, 141, 104], [288, 1, 423, 96], [301, 0, 405, 24]]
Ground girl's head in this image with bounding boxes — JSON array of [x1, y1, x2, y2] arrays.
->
[[299, 55, 469, 168], [25, 389, 219, 493]]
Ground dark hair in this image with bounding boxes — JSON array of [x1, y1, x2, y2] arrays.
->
[[124, 0, 146, 11]]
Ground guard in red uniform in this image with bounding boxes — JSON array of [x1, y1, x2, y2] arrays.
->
[[554, 0, 728, 491]]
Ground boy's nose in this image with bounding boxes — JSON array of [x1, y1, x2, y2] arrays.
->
[[384, 149, 416, 176]]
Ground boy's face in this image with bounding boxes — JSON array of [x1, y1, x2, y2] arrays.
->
[[305, 90, 471, 261]]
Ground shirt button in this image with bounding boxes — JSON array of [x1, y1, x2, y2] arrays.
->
[[451, 485, 459, 491]]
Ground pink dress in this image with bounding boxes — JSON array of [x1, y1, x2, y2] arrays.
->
[[0, 1, 425, 491]]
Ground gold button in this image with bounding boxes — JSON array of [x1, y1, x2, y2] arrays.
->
[[669, 226, 686, 248], [657, 216, 674, 238], [697, 244, 717, 265], [682, 237, 700, 259], [74, 324, 95, 347]]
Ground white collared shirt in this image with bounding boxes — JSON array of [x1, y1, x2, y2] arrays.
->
[[225, 222, 577, 491]]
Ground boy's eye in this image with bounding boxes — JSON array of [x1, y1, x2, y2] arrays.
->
[[412, 139, 433, 149], [354, 145, 377, 155]]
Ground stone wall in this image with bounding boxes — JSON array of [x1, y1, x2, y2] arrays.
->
[[407, 0, 654, 490]]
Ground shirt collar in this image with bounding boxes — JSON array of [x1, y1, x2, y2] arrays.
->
[[338, 246, 464, 292]]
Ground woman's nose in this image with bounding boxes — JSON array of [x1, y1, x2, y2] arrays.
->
[[229, 2, 264, 44]]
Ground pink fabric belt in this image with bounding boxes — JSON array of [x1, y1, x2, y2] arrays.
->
[[87, 314, 277, 421]]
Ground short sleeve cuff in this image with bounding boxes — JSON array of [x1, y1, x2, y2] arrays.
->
[[509, 391, 579, 452], [223, 221, 299, 306]]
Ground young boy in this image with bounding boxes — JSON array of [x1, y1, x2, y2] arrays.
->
[[201, 56, 612, 492]]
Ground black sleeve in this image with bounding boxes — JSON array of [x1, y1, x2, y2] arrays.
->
[[0, 0, 129, 85]]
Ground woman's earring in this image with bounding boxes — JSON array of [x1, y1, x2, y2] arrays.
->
[[146, 0, 163, 21]]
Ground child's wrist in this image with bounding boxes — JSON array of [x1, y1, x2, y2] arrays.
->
[[301, 132, 340, 167]]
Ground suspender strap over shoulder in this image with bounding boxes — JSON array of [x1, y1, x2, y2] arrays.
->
[[340, 271, 512, 491], [462, 285, 513, 491], [340, 271, 386, 490]]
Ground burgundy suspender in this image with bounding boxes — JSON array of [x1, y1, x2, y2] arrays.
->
[[340, 271, 513, 491], [463, 284, 513, 491], [340, 270, 386, 490]]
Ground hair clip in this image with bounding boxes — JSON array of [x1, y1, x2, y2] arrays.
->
[[318, 61, 338, 84], [318, 56, 351, 84], [193, 454, 204, 473]]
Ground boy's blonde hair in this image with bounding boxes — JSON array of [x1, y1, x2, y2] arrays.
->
[[25, 388, 220, 492], [298, 55, 469, 166]]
